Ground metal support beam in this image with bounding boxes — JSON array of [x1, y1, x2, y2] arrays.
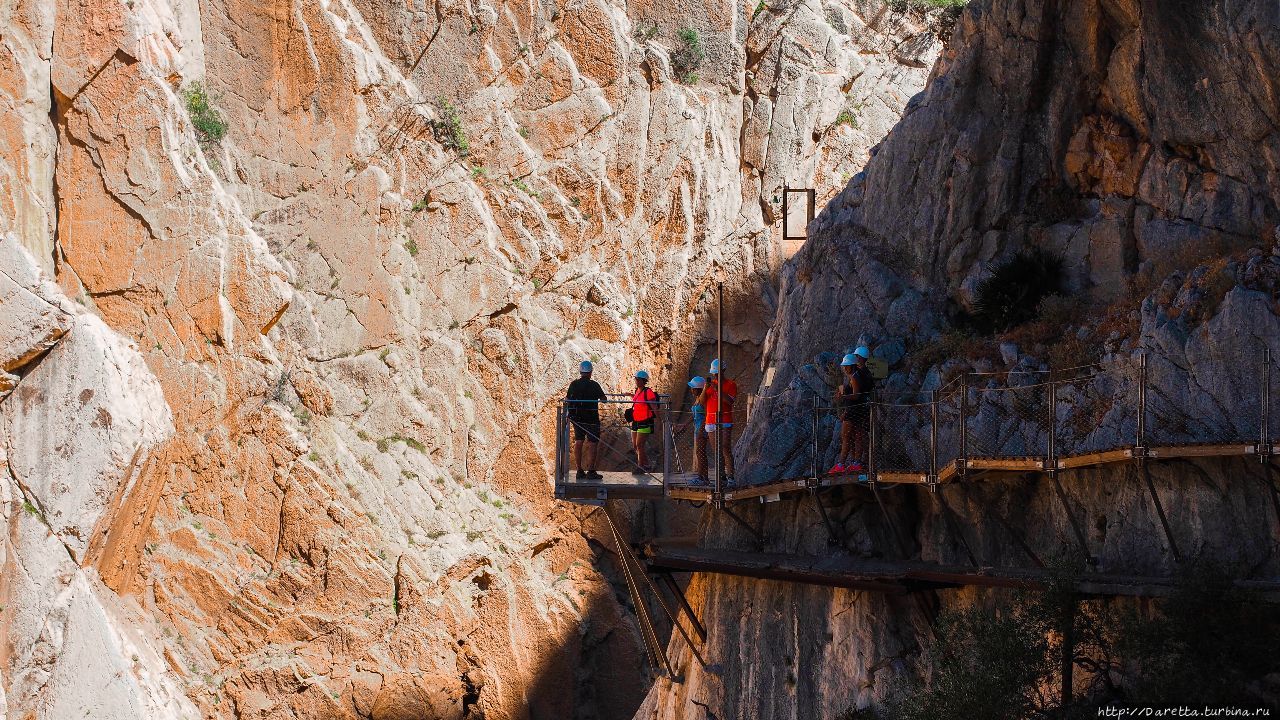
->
[[603, 505, 677, 678], [933, 486, 979, 567], [871, 482, 909, 558], [1139, 461, 1182, 563], [810, 487, 844, 547], [656, 572, 707, 643], [992, 509, 1045, 568], [720, 505, 765, 547], [1263, 460, 1280, 533], [1051, 471, 1092, 564]]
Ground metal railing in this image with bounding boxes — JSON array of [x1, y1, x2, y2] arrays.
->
[[553, 396, 673, 499], [553, 347, 1279, 501]]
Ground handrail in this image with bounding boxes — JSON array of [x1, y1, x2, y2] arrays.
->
[[554, 346, 1280, 499]]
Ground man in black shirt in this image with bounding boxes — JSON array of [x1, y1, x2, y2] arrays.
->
[[566, 360, 606, 480]]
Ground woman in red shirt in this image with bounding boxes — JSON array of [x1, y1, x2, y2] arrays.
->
[[630, 370, 659, 475], [704, 359, 737, 485]]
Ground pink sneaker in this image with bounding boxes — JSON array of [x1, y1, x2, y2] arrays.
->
[[827, 464, 845, 475], [847, 461, 866, 472]]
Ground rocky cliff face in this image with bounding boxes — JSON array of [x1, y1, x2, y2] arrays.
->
[[637, 0, 1280, 717], [0, 0, 941, 717]]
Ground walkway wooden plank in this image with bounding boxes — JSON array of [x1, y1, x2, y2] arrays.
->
[[725, 478, 808, 502], [819, 473, 869, 488], [643, 546, 1280, 601], [1055, 447, 1133, 470], [964, 457, 1043, 472], [937, 461, 962, 484], [1146, 443, 1257, 459], [877, 472, 928, 484]]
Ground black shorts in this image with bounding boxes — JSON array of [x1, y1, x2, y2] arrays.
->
[[631, 418, 655, 434], [572, 420, 601, 441]]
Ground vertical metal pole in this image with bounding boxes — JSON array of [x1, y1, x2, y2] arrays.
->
[[1263, 348, 1272, 456], [868, 402, 879, 486], [1047, 369, 1057, 472], [959, 373, 969, 475], [1136, 351, 1148, 450], [554, 402, 566, 487], [930, 390, 939, 490], [812, 395, 821, 487], [714, 282, 723, 507], [662, 400, 672, 497], [782, 185, 790, 238]]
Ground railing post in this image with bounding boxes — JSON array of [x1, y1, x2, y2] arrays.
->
[[959, 373, 969, 475], [662, 400, 672, 497], [1047, 368, 1057, 473], [868, 402, 879, 487], [554, 402, 566, 494], [1262, 348, 1272, 458], [811, 395, 820, 488], [1136, 351, 1148, 452], [929, 390, 939, 491]]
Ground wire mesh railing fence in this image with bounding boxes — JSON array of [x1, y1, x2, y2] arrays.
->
[[967, 379, 1052, 461], [1053, 358, 1142, 457], [1143, 342, 1263, 448], [553, 346, 1278, 501], [872, 400, 933, 476]]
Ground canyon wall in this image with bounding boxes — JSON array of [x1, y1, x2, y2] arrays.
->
[[0, 0, 942, 717], [638, 0, 1280, 716]]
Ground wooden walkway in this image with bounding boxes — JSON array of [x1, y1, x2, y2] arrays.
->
[[644, 546, 1280, 601], [592, 442, 1271, 505]]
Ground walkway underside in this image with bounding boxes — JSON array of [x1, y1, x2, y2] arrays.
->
[[643, 545, 1280, 601]]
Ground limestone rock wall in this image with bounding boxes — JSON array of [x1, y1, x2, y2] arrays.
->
[[637, 0, 1280, 717], [0, 0, 940, 718]]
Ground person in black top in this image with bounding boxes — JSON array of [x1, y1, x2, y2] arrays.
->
[[830, 346, 874, 474], [566, 360, 606, 480]]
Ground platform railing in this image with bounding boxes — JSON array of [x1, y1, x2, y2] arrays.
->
[[803, 347, 1278, 489], [553, 348, 1279, 502], [553, 396, 672, 501]]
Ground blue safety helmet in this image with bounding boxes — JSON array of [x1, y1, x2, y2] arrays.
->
[[854, 346, 871, 359], [709, 359, 721, 374], [688, 376, 706, 389], [841, 353, 856, 366], [580, 360, 593, 373], [635, 369, 650, 380]]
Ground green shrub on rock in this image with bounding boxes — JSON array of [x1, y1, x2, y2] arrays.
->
[[183, 82, 228, 144], [671, 28, 705, 84]]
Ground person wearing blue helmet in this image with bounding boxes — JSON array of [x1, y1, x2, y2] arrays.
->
[[687, 376, 709, 485], [830, 347, 873, 475], [629, 369, 659, 475], [566, 360, 605, 480], [705, 359, 737, 485]]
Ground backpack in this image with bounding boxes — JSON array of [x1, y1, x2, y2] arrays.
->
[[626, 388, 656, 423], [851, 366, 874, 403]]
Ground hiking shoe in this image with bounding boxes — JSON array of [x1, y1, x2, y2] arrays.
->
[[723, 475, 735, 487], [827, 464, 845, 475], [847, 461, 866, 472], [576, 470, 587, 480], [586, 471, 604, 480]]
